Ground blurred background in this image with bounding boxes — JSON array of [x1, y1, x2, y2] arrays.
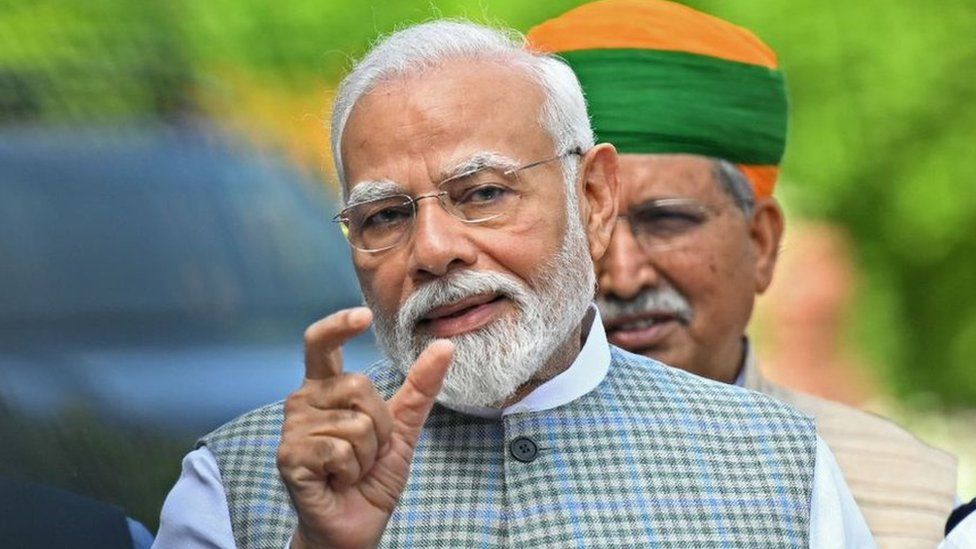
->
[[1, 0, 974, 534]]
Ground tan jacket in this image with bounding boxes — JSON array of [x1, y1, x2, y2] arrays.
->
[[743, 356, 957, 548]]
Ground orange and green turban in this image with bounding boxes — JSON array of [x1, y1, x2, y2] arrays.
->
[[528, 0, 786, 198]]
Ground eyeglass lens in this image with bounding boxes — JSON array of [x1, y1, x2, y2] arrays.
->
[[626, 198, 714, 251], [342, 168, 522, 251]]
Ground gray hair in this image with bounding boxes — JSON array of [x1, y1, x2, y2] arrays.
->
[[713, 159, 756, 215], [330, 20, 594, 202]]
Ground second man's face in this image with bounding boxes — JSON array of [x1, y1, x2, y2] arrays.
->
[[596, 154, 761, 382]]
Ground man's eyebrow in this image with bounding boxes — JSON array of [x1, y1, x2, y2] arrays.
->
[[345, 180, 405, 207], [439, 152, 520, 184]]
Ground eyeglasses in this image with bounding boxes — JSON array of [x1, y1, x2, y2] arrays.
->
[[334, 149, 583, 252], [618, 197, 722, 252]]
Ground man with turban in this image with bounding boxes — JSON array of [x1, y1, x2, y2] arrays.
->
[[529, 1, 958, 546]]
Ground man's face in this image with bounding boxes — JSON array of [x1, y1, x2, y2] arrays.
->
[[596, 154, 774, 382], [339, 59, 597, 406]]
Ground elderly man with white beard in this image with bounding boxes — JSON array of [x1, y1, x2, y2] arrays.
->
[[154, 20, 873, 548]]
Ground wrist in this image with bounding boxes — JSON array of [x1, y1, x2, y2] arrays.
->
[[291, 526, 378, 549], [290, 526, 322, 549]]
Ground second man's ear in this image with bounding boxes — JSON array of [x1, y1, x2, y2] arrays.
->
[[578, 143, 619, 262], [750, 197, 785, 294]]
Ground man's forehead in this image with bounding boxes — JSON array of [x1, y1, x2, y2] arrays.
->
[[350, 60, 542, 119], [339, 60, 553, 203], [341, 61, 548, 151]]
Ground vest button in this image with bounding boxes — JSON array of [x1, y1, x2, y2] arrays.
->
[[509, 436, 539, 463]]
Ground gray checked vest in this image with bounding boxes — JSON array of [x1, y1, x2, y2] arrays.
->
[[202, 347, 817, 547]]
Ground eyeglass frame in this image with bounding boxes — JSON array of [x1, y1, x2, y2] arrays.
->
[[616, 197, 727, 252], [333, 147, 584, 253]]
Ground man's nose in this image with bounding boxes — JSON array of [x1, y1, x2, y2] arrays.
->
[[407, 197, 478, 279], [598, 221, 661, 299]]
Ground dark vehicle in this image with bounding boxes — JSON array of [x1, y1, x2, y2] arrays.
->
[[0, 123, 381, 436]]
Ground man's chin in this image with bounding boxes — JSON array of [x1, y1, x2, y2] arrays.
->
[[435, 387, 511, 410], [434, 368, 523, 409], [429, 338, 542, 409]]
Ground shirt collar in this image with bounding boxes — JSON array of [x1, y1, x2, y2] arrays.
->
[[732, 337, 754, 388], [440, 305, 612, 419]]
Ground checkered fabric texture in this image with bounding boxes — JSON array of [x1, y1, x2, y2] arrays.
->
[[202, 346, 816, 547]]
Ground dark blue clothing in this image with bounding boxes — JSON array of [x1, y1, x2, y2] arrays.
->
[[0, 476, 152, 548]]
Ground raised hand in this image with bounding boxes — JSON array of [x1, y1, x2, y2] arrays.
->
[[277, 307, 454, 549]]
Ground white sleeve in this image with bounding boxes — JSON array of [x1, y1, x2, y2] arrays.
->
[[808, 436, 876, 548], [153, 447, 237, 548], [941, 510, 976, 548]]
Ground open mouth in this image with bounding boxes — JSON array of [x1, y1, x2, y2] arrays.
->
[[418, 294, 508, 337], [605, 311, 683, 331], [604, 312, 685, 351]]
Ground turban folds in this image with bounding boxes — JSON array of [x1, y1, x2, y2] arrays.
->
[[527, 0, 786, 198]]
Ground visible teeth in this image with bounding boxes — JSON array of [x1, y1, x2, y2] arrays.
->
[[618, 317, 662, 330]]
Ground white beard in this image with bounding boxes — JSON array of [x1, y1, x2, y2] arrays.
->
[[367, 204, 595, 408]]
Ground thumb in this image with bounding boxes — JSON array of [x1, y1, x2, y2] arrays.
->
[[388, 339, 454, 441]]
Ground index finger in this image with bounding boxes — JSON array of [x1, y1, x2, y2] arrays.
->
[[303, 307, 373, 380]]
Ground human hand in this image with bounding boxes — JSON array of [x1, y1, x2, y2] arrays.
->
[[277, 307, 454, 549]]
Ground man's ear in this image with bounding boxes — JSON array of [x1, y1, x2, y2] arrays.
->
[[750, 197, 785, 294], [578, 143, 619, 262]]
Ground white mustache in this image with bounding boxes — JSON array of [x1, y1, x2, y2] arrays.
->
[[398, 270, 528, 334], [595, 285, 694, 324]]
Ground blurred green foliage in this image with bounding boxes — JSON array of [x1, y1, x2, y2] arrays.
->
[[0, 1, 194, 120]]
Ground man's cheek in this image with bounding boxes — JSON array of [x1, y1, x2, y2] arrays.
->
[[359, 276, 393, 317], [353, 262, 377, 294]]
